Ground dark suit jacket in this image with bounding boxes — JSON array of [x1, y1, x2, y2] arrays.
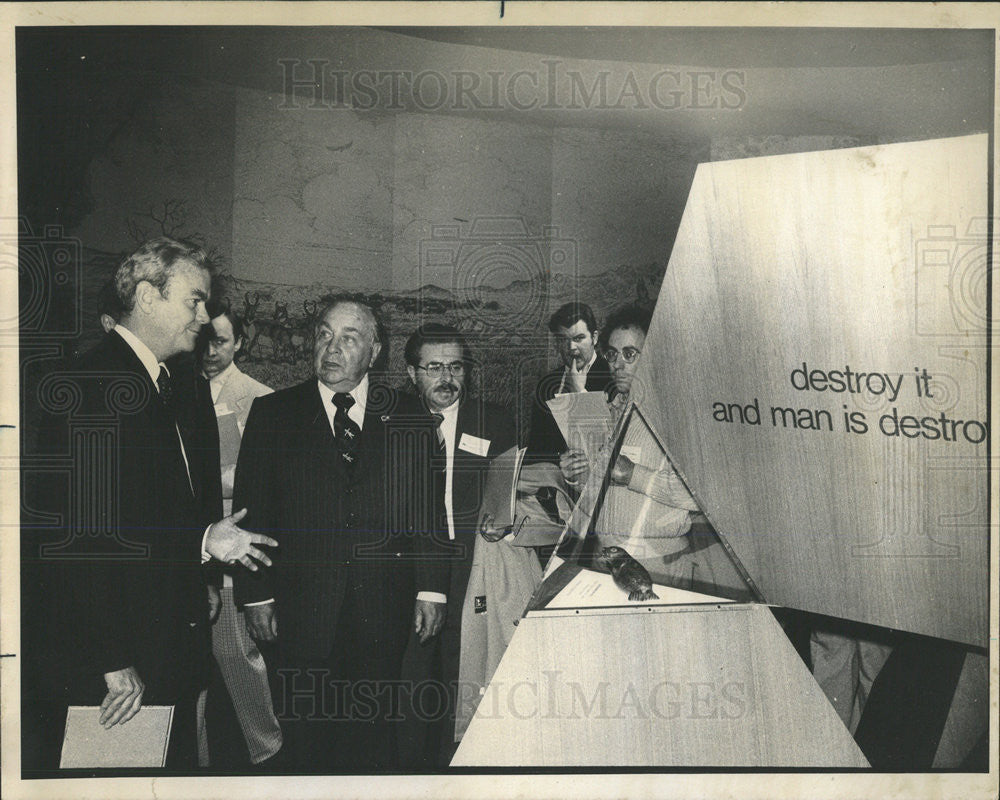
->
[[231, 379, 450, 664], [525, 355, 612, 464], [26, 331, 221, 708]]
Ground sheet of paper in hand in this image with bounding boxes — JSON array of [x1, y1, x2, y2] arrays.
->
[[60, 705, 174, 768], [476, 445, 526, 534], [216, 411, 242, 468], [546, 390, 613, 462]]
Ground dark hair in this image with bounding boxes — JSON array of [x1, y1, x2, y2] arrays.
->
[[403, 323, 471, 368], [548, 302, 597, 334], [212, 308, 245, 342], [97, 278, 124, 322], [115, 237, 213, 314], [598, 304, 653, 352], [206, 295, 245, 342]]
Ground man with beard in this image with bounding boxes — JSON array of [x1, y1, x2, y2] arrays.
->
[[232, 298, 448, 771], [398, 323, 518, 767]]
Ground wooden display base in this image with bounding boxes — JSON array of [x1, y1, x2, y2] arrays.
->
[[453, 601, 868, 767]]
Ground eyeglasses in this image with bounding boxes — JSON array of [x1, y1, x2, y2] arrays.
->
[[603, 347, 641, 365], [416, 361, 466, 377]]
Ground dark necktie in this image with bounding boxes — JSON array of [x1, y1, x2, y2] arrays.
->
[[156, 364, 174, 409], [431, 412, 446, 448], [332, 392, 361, 465], [157, 364, 194, 495]]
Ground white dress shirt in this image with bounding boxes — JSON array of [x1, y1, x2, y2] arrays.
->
[[316, 374, 368, 434], [438, 398, 459, 542], [207, 360, 237, 405]]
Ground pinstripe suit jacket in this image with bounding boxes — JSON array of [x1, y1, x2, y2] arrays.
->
[[231, 379, 449, 663]]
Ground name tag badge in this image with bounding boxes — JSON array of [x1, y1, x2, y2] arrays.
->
[[474, 596, 487, 614], [620, 445, 642, 462], [459, 433, 491, 457], [215, 402, 232, 417]]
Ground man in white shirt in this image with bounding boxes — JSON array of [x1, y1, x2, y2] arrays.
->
[[25, 237, 276, 771], [397, 323, 518, 767], [526, 302, 612, 464], [197, 307, 282, 766]]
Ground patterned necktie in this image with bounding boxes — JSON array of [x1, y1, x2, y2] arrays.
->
[[156, 365, 174, 411], [431, 412, 446, 450], [332, 392, 361, 465]]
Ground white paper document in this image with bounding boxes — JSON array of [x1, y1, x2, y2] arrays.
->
[[544, 566, 730, 609], [60, 705, 174, 768]]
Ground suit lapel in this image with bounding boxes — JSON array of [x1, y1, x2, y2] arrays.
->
[[105, 332, 194, 498], [302, 381, 339, 465]]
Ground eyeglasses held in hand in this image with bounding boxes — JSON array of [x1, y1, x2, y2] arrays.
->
[[603, 347, 641, 365], [417, 361, 466, 377]]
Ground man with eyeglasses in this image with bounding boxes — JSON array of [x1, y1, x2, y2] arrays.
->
[[526, 302, 612, 465], [399, 323, 518, 767], [559, 304, 747, 598]]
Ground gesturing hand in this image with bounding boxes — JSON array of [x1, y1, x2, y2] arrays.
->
[[100, 666, 144, 728], [244, 602, 278, 643], [205, 508, 278, 571]]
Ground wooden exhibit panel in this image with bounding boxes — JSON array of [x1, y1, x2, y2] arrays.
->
[[634, 134, 988, 645], [452, 603, 868, 767]]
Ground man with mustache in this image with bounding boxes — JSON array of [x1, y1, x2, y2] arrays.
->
[[526, 302, 612, 465], [399, 323, 518, 767], [232, 298, 448, 771]]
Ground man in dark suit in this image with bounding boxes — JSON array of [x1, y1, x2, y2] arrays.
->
[[232, 297, 449, 772], [398, 323, 518, 767], [526, 302, 612, 464], [23, 237, 277, 772]]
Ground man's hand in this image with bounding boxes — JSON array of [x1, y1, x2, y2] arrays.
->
[[559, 448, 590, 485], [244, 602, 278, 643], [414, 599, 445, 644], [205, 508, 278, 571], [610, 454, 635, 486], [99, 666, 144, 728], [207, 583, 222, 624]]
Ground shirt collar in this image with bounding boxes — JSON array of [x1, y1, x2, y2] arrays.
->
[[438, 397, 460, 421], [113, 324, 163, 386], [316, 373, 369, 412], [204, 361, 237, 388]]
